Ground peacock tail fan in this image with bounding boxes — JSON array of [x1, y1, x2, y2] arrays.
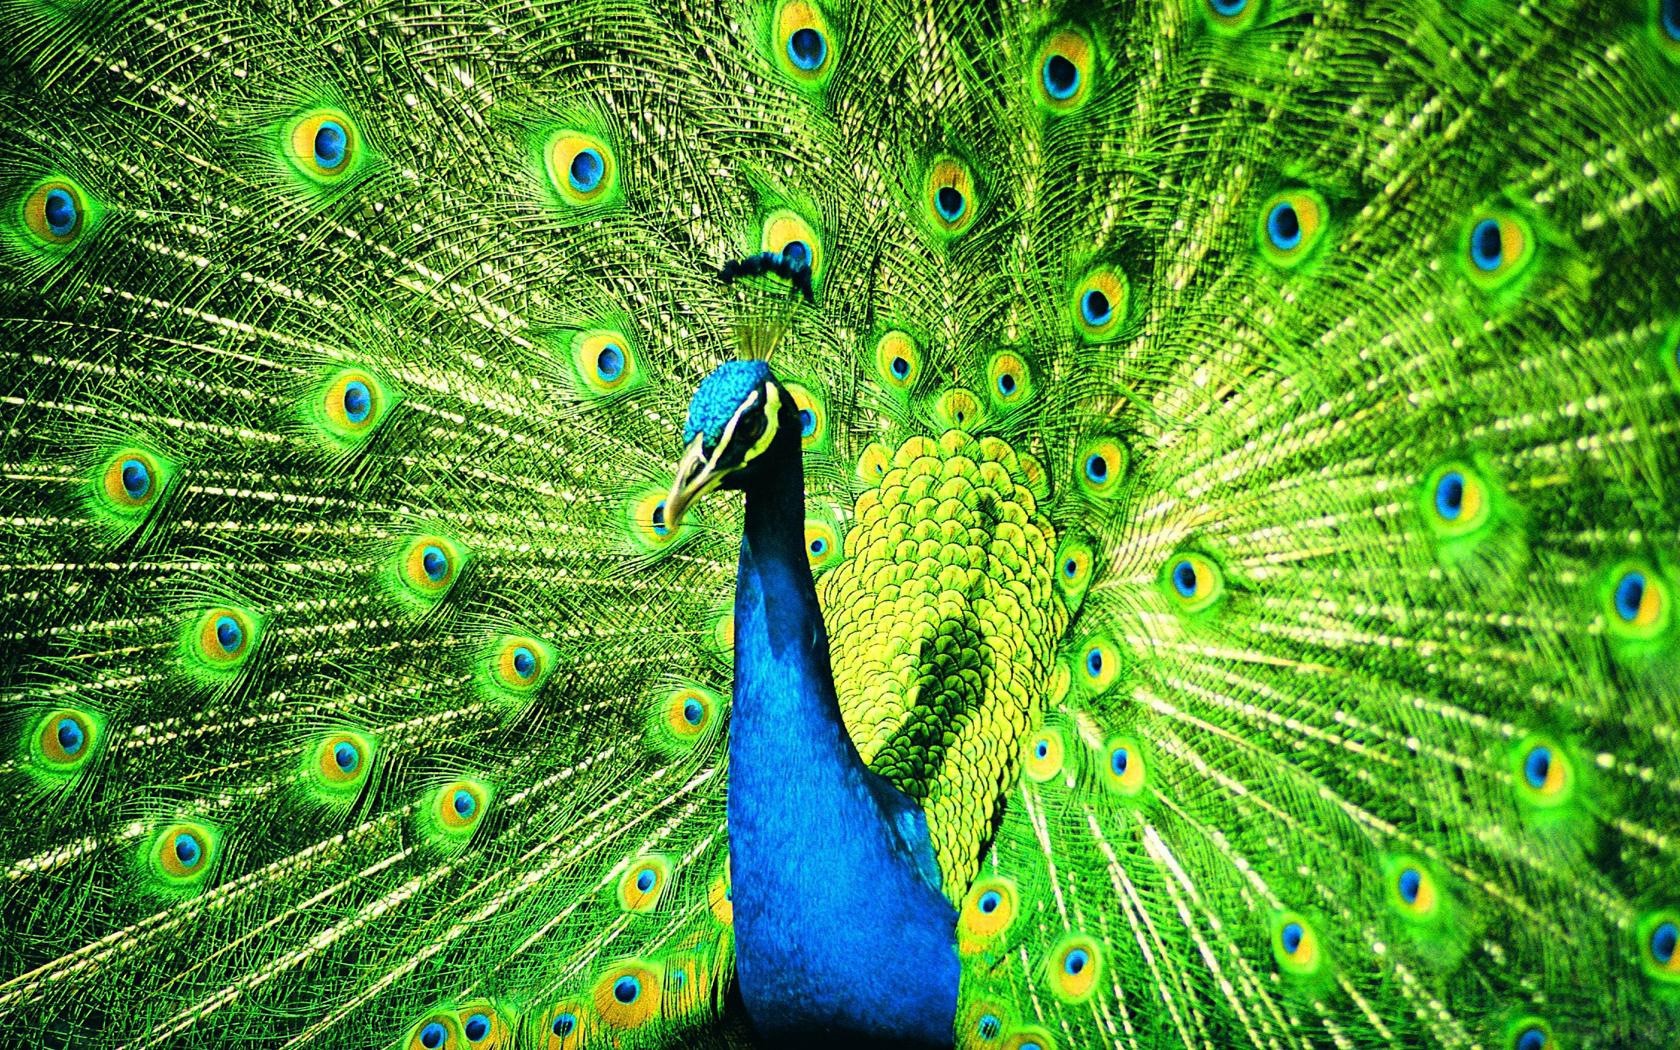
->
[[1, 0, 1678, 1047]]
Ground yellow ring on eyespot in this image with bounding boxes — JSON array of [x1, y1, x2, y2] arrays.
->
[[196, 607, 257, 666], [1101, 734, 1147, 796], [761, 209, 823, 282], [781, 382, 828, 450], [571, 329, 639, 395], [925, 156, 978, 237], [616, 855, 672, 913], [1073, 267, 1129, 340], [773, 0, 836, 85], [986, 351, 1031, 408], [456, 1001, 512, 1048], [631, 487, 682, 548], [935, 388, 985, 431], [493, 635, 550, 692], [804, 519, 840, 570], [1163, 552, 1225, 614], [958, 876, 1019, 950], [1421, 461, 1493, 539], [593, 959, 662, 1029], [406, 1012, 464, 1050], [1204, 0, 1263, 32], [1257, 188, 1328, 268], [435, 779, 489, 833], [1080, 635, 1119, 693], [664, 686, 716, 740], [875, 330, 919, 390], [1033, 28, 1094, 113], [961, 999, 1013, 1046], [286, 108, 360, 183], [1604, 560, 1671, 641], [1003, 1027, 1058, 1050], [100, 449, 162, 512], [153, 822, 215, 882], [402, 535, 463, 597], [545, 130, 617, 207], [712, 611, 735, 653], [1461, 209, 1536, 291], [1637, 908, 1680, 981], [321, 368, 385, 439], [36, 708, 98, 768], [1075, 438, 1127, 497], [539, 999, 588, 1050], [857, 442, 891, 487], [709, 864, 733, 924], [313, 731, 373, 791], [1503, 1017, 1554, 1050], [1023, 728, 1065, 781], [1055, 538, 1094, 604], [23, 178, 89, 245], [1047, 934, 1102, 1003], [1271, 911, 1324, 976], [1512, 735, 1573, 808], [1384, 854, 1441, 921]]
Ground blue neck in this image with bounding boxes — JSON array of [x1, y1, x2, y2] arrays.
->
[[727, 430, 959, 1048]]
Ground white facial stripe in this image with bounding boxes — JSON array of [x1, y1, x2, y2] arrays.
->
[[737, 384, 781, 467]]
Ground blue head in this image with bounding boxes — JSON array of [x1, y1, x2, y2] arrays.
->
[[666, 360, 785, 527]]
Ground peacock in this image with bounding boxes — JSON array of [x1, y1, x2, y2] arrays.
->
[[2, 0, 1679, 1046]]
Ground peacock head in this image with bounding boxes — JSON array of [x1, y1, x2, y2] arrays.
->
[[665, 359, 793, 527]]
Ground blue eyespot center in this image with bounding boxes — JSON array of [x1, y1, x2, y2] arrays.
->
[[978, 890, 1001, 914], [682, 698, 704, 725], [799, 408, 815, 437], [419, 1022, 447, 1049], [552, 1013, 576, 1036], [1280, 922, 1304, 955], [121, 459, 151, 499], [1064, 948, 1088, 975], [1172, 560, 1198, 598], [1663, 0, 1680, 40], [1084, 453, 1109, 484], [1524, 746, 1552, 790], [1397, 867, 1422, 905], [935, 185, 965, 222], [512, 646, 537, 679], [175, 833, 202, 869], [341, 380, 371, 423], [782, 240, 811, 270], [1086, 647, 1103, 677], [809, 537, 827, 555], [313, 121, 347, 170], [43, 188, 78, 236], [613, 975, 640, 1004], [1211, 0, 1247, 14], [569, 148, 604, 193], [997, 372, 1017, 396], [421, 546, 449, 582], [1652, 921, 1679, 964], [1064, 558, 1078, 578], [1111, 747, 1129, 776], [56, 718, 85, 756], [977, 1013, 1001, 1039], [1615, 571, 1648, 623], [595, 344, 625, 382], [890, 355, 910, 379], [1035, 740, 1049, 759], [1043, 54, 1079, 100], [333, 742, 359, 772], [651, 500, 668, 536], [1515, 1027, 1547, 1050], [215, 616, 243, 654], [1267, 202, 1302, 251], [464, 1013, 490, 1041], [788, 26, 827, 71], [453, 789, 476, 817], [1434, 471, 1465, 520], [636, 868, 656, 892], [1081, 289, 1112, 327], [1471, 218, 1503, 272]]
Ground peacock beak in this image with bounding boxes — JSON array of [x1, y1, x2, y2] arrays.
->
[[664, 435, 718, 531]]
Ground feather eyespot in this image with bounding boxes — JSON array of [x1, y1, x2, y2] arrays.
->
[[99, 448, 165, 514], [311, 731, 374, 794], [318, 369, 387, 443], [805, 520, 840, 570], [986, 351, 1031, 408], [1047, 935, 1101, 1003], [1605, 563, 1670, 641], [1204, 0, 1262, 31], [593, 961, 661, 1029], [546, 131, 617, 207], [193, 607, 258, 669], [1034, 29, 1093, 111], [286, 109, 361, 184], [23, 178, 92, 246], [774, 0, 835, 85], [400, 535, 464, 599], [1384, 855, 1442, 921], [1076, 438, 1127, 497], [1054, 538, 1094, 605], [408, 1013, 462, 1050], [659, 685, 718, 747], [1460, 210, 1535, 291], [784, 383, 827, 448], [35, 708, 99, 771], [630, 487, 684, 550], [490, 635, 551, 693], [1163, 553, 1224, 614], [761, 209, 823, 284], [958, 877, 1018, 950], [1102, 735, 1147, 795], [1512, 736, 1573, 808], [1080, 636, 1119, 692], [617, 855, 671, 912], [1420, 461, 1495, 542], [1505, 1019, 1553, 1050], [934, 388, 985, 430], [433, 779, 489, 838], [1023, 728, 1065, 781], [543, 1002, 585, 1049], [571, 330, 641, 396], [150, 822, 216, 886], [1271, 911, 1324, 976], [925, 156, 978, 237], [1638, 910, 1680, 981], [1073, 268, 1128, 340], [856, 442, 891, 487], [875, 330, 920, 390], [1258, 190, 1328, 268]]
